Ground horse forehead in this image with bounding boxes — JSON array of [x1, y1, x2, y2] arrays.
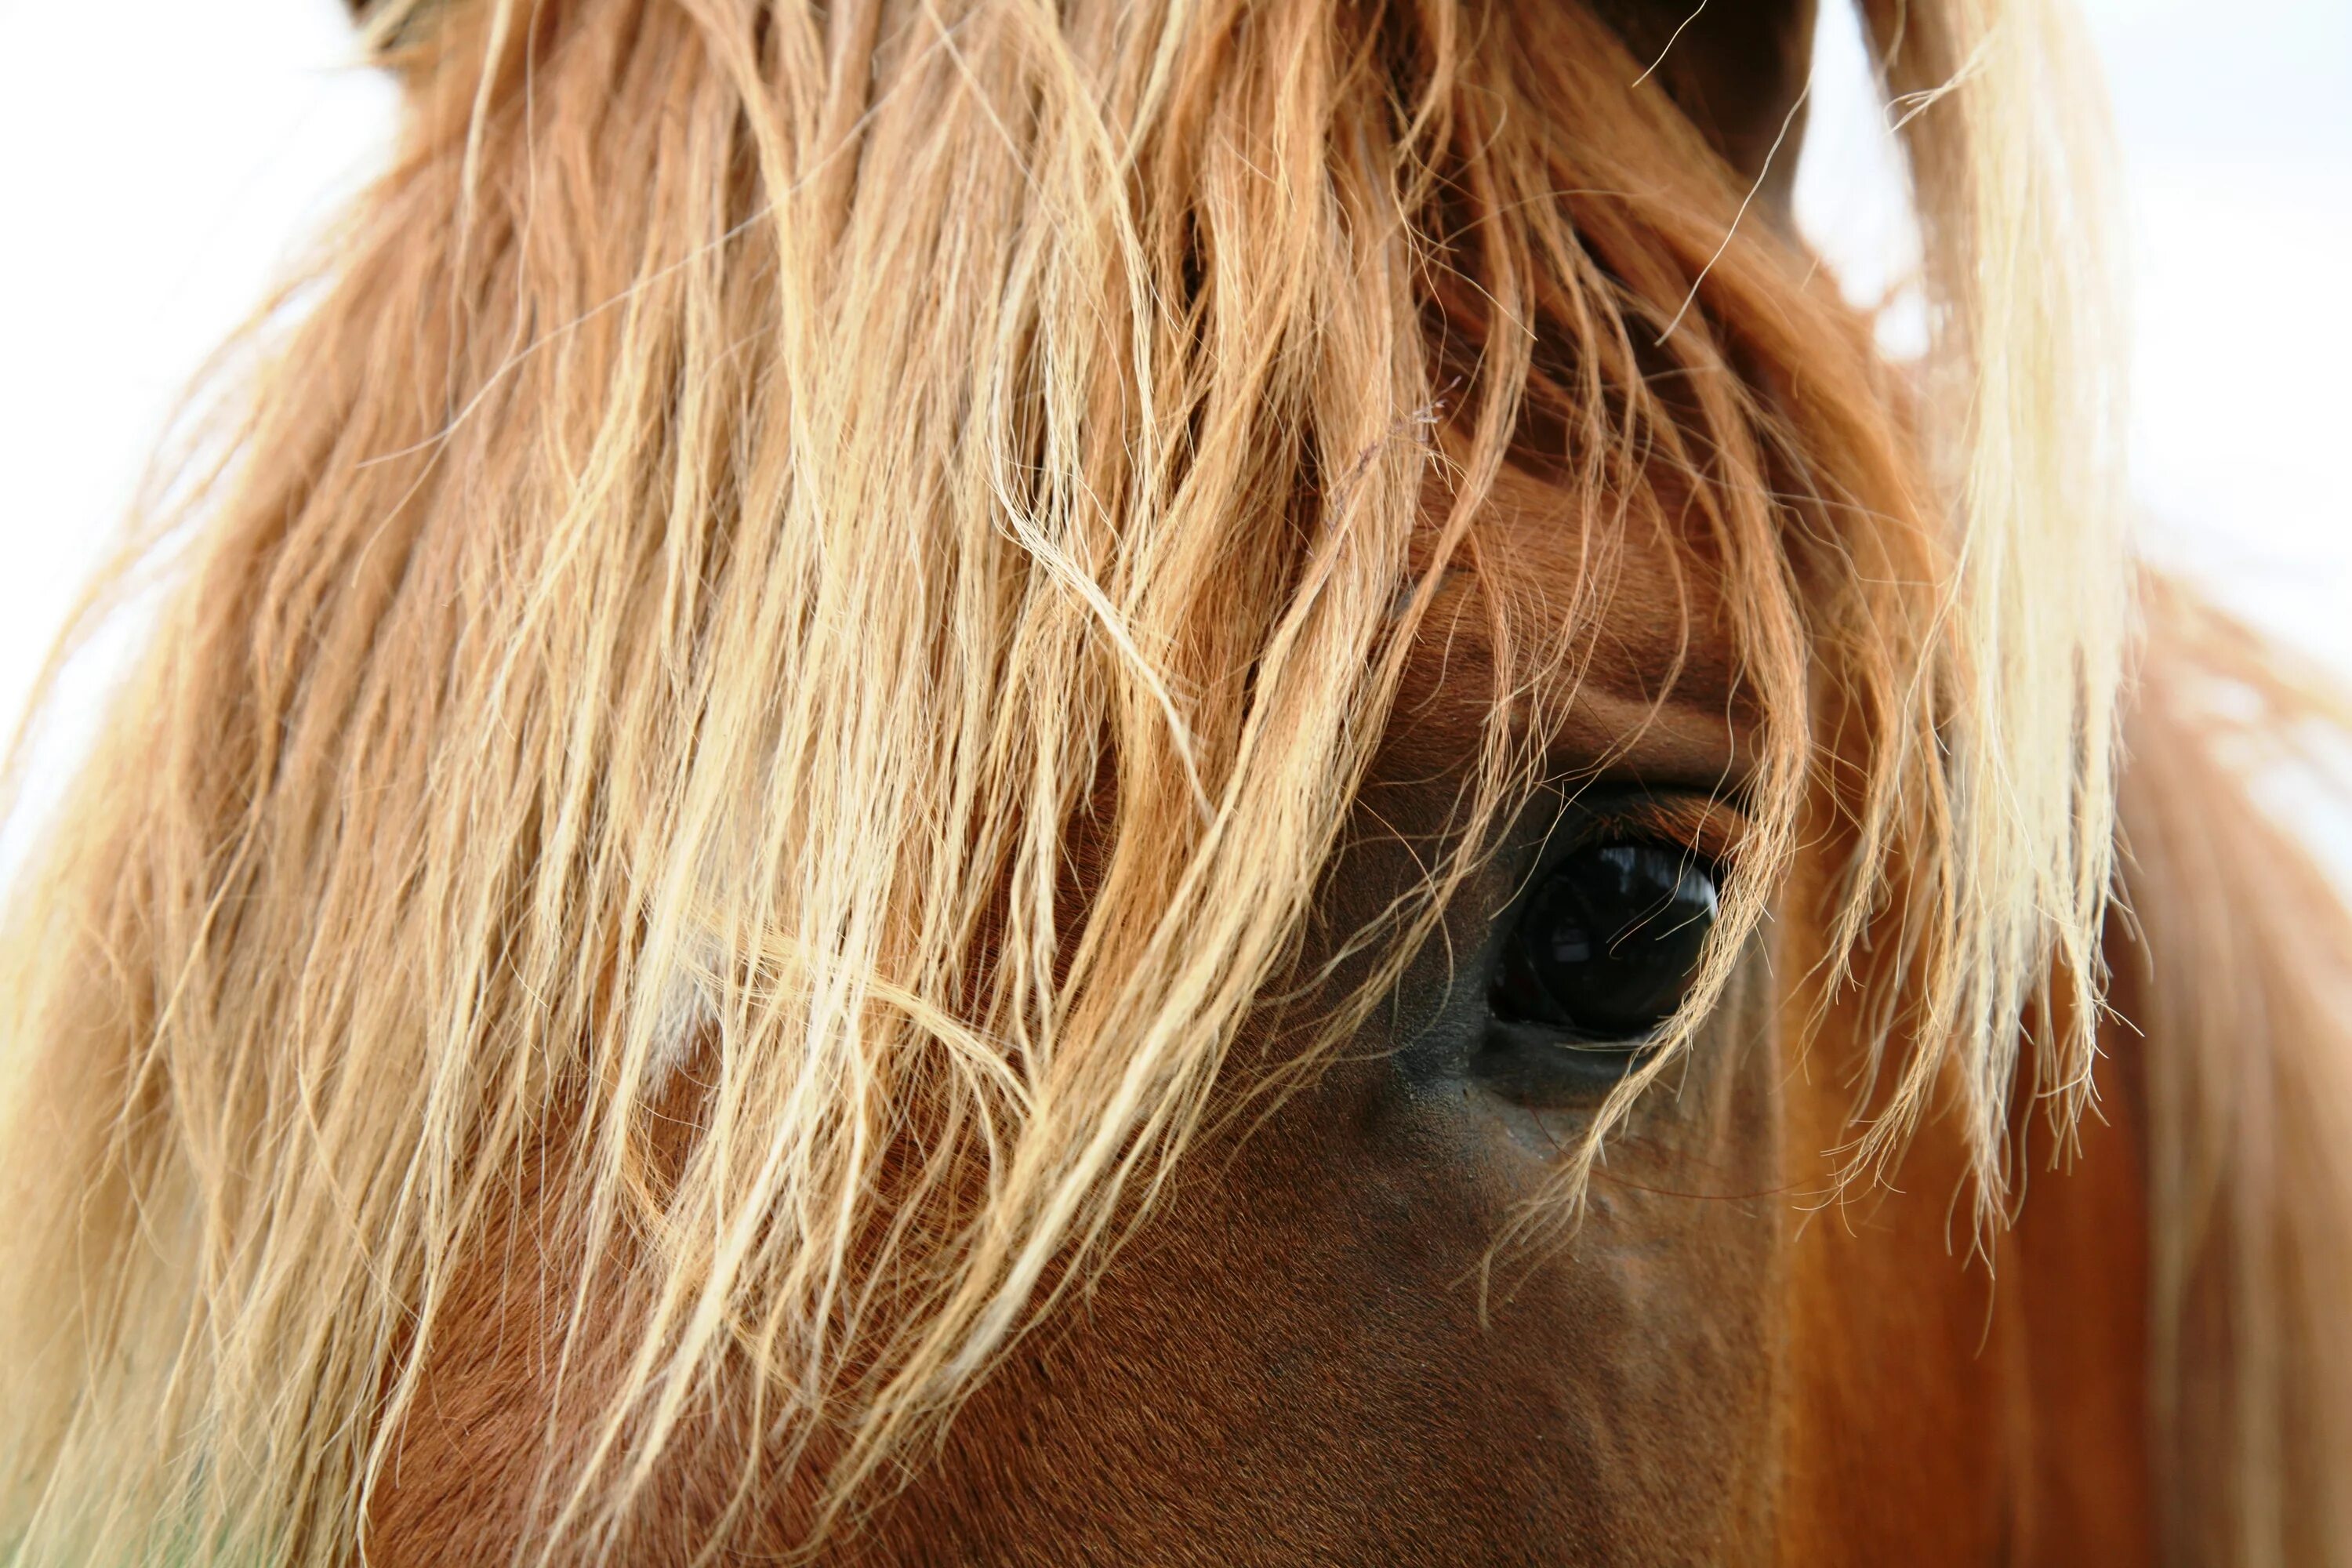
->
[[1387, 463, 1747, 778]]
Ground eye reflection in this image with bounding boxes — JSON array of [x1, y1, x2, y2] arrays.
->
[[1489, 840, 1720, 1044]]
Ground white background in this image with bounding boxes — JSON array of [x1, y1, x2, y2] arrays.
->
[[0, 0, 2345, 813]]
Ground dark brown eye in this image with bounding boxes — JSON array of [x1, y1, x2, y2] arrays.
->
[[1490, 842, 1720, 1042]]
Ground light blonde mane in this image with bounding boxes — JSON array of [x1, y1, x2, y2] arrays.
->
[[0, 0, 2337, 1562]]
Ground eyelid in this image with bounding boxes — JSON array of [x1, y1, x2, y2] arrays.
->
[[1560, 793, 1748, 871]]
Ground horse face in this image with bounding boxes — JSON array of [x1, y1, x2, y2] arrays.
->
[[873, 469, 2086, 1568], [880, 464, 1789, 1563]]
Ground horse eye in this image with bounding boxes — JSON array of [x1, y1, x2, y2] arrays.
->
[[1489, 841, 1720, 1043]]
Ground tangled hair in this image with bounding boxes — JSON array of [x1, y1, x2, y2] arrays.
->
[[0, 0, 2173, 1559]]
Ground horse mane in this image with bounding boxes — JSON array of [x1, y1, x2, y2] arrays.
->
[[0, 0, 2328, 1562], [2118, 581, 2352, 1563]]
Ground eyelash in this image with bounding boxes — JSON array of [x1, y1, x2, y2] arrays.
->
[[1542, 793, 1743, 874]]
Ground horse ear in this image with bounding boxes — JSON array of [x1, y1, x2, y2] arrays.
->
[[1591, 0, 1819, 206]]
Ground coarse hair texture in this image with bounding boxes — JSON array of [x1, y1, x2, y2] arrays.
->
[[0, 0, 2329, 1562]]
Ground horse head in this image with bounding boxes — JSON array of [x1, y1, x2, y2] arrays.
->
[[2, 2, 2345, 1564]]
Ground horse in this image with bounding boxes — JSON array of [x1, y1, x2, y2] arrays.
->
[[2, 0, 2347, 1561]]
